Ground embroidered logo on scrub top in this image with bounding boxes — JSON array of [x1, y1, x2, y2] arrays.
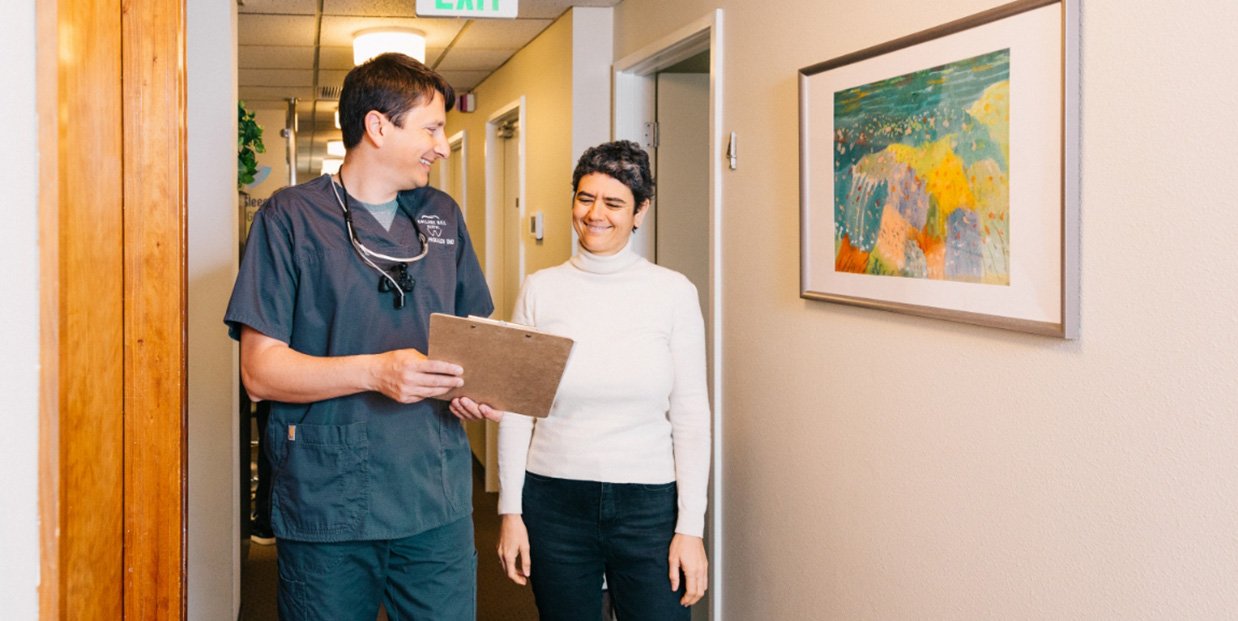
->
[[417, 214, 454, 246]]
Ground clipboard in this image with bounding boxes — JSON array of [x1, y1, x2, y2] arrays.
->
[[427, 313, 574, 418]]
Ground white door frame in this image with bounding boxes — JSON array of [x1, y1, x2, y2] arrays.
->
[[614, 9, 725, 620], [442, 129, 467, 218], [483, 97, 526, 492], [483, 97, 527, 313]]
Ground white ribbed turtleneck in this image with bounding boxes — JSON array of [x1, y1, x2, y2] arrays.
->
[[568, 242, 643, 273], [497, 241, 712, 537]]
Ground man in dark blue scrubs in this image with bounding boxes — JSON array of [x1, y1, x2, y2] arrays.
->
[[225, 53, 498, 620]]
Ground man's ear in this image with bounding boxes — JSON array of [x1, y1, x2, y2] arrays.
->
[[362, 110, 386, 146]]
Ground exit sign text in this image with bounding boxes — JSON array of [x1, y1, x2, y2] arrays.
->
[[416, 0, 518, 19]]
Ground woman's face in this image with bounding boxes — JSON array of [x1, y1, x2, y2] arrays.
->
[[572, 172, 648, 256]]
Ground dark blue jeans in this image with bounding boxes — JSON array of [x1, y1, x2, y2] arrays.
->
[[522, 472, 691, 621], [276, 515, 476, 621]]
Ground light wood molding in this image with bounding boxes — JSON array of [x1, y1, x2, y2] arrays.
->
[[37, 0, 60, 617], [43, 0, 189, 617], [121, 0, 188, 617], [57, 0, 126, 616]]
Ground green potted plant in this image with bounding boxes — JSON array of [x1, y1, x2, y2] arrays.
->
[[237, 100, 265, 190]]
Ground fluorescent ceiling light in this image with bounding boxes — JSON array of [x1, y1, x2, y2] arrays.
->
[[353, 28, 426, 65], [327, 140, 345, 157]]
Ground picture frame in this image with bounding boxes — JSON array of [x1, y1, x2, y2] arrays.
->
[[799, 0, 1079, 338]]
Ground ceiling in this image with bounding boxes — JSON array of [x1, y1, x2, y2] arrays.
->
[[237, 0, 621, 177]]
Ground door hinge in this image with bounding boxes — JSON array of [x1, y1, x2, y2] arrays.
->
[[643, 121, 659, 149]]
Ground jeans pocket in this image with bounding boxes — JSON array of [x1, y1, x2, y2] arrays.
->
[[618, 482, 678, 533], [274, 421, 369, 537], [636, 481, 676, 493]]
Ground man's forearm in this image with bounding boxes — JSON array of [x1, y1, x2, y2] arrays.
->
[[241, 332, 380, 403], [240, 326, 463, 405]]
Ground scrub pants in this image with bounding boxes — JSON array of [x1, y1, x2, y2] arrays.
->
[[276, 515, 477, 621], [522, 472, 691, 621]]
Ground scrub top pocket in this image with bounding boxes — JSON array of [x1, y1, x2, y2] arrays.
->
[[273, 421, 370, 539]]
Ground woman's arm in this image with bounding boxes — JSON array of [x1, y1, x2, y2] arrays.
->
[[667, 279, 712, 537], [495, 277, 539, 584], [666, 278, 712, 606]]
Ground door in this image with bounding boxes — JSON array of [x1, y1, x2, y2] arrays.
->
[[655, 70, 711, 327], [438, 132, 466, 217], [499, 118, 522, 320]]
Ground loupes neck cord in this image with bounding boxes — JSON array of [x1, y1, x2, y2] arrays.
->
[[332, 171, 430, 309]]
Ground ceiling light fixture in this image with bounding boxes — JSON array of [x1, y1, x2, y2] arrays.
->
[[353, 28, 427, 65], [327, 140, 345, 157]]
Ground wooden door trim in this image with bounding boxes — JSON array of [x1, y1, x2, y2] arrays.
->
[[121, 0, 188, 618], [37, 0, 60, 617], [56, 0, 126, 616], [41, 0, 188, 617]]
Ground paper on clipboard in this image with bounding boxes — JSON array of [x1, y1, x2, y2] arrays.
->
[[427, 313, 574, 418]]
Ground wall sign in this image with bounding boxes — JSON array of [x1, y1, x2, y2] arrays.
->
[[416, 0, 518, 19]]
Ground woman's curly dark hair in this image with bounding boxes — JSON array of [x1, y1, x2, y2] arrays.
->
[[571, 140, 655, 212]]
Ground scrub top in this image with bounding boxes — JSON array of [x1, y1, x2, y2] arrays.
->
[[225, 174, 494, 543]]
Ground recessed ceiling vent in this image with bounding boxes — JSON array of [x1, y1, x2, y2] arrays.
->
[[317, 85, 342, 100]]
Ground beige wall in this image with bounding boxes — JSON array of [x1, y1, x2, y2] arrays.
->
[[448, 11, 575, 315], [615, 0, 1238, 618]]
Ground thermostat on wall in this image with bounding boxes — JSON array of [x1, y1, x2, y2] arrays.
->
[[530, 211, 544, 241]]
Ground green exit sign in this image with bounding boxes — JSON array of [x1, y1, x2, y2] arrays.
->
[[416, 0, 518, 19]]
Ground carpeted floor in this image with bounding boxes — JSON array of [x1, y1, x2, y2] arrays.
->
[[240, 460, 539, 620]]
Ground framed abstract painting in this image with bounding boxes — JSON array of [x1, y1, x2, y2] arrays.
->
[[799, 0, 1080, 338]]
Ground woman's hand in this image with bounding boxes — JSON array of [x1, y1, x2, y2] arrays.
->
[[449, 396, 504, 422], [668, 533, 708, 606], [498, 514, 532, 585]]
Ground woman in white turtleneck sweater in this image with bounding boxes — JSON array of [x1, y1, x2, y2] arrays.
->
[[450, 141, 710, 620]]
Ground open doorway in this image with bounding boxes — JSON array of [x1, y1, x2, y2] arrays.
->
[[655, 54, 711, 346], [613, 10, 724, 620], [438, 130, 469, 217], [483, 99, 528, 323], [483, 98, 527, 492]]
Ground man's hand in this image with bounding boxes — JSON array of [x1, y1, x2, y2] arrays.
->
[[498, 514, 532, 585], [370, 348, 464, 404], [449, 396, 505, 422], [240, 326, 464, 405], [669, 533, 708, 607]]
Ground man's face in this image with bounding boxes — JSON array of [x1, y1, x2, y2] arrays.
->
[[382, 90, 449, 189]]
